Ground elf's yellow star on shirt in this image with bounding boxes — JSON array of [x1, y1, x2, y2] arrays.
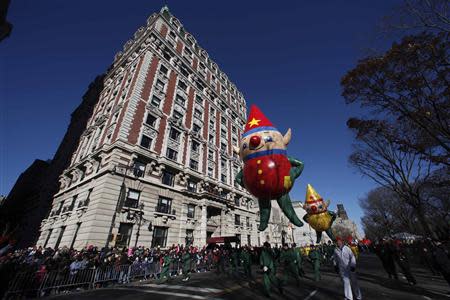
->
[[248, 118, 261, 127]]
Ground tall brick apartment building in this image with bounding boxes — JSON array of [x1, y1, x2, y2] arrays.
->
[[37, 7, 266, 249]]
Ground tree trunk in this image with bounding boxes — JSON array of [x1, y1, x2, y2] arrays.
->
[[414, 206, 438, 240]]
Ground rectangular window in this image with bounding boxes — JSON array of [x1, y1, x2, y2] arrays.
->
[[189, 159, 198, 170], [191, 141, 200, 152], [133, 160, 146, 177], [69, 195, 77, 210], [221, 174, 227, 183], [161, 170, 174, 186], [166, 148, 178, 161], [178, 80, 187, 91], [124, 189, 140, 208], [236, 234, 241, 245], [145, 114, 157, 127], [192, 124, 201, 133], [157, 196, 172, 214], [57, 201, 64, 215], [116, 223, 133, 248], [186, 229, 194, 245], [81, 188, 92, 207], [208, 150, 214, 160], [159, 64, 168, 75], [221, 142, 227, 150], [175, 94, 185, 106], [44, 229, 53, 248], [151, 226, 168, 248], [208, 167, 214, 177], [140, 135, 153, 149], [234, 197, 240, 207], [247, 235, 251, 246], [221, 159, 227, 169], [173, 110, 183, 120], [209, 134, 214, 143], [156, 79, 165, 90], [221, 117, 227, 125], [169, 128, 180, 141], [194, 108, 202, 119], [54, 226, 66, 249], [187, 204, 195, 218], [220, 128, 227, 137], [235, 215, 240, 226], [187, 180, 197, 192], [151, 95, 161, 107], [195, 95, 202, 104], [246, 217, 250, 228], [70, 222, 81, 249]]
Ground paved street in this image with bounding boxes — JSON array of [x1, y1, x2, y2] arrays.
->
[[50, 254, 449, 300]]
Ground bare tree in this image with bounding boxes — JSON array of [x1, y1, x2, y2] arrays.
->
[[342, 32, 450, 166], [347, 118, 438, 238], [359, 186, 420, 240], [380, 0, 450, 34]]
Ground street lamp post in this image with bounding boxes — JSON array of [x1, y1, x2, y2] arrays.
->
[[104, 165, 135, 251]]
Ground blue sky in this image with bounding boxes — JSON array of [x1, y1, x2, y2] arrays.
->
[[1, 1, 403, 232]]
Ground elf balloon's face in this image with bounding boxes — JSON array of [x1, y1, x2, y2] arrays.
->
[[236, 128, 291, 160], [304, 198, 328, 214]]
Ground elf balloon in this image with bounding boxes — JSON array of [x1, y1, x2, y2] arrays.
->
[[302, 184, 336, 243], [234, 105, 305, 231]]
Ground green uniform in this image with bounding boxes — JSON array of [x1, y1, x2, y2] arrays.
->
[[229, 249, 239, 277], [294, 248, 305, 276], [260, 248, 282, 297], [280, 248, 300, 286], [159, 255, 172, 283], [182, 252, 191, 281], [309, 249, 321, 281], [241, 250, 253, 279]]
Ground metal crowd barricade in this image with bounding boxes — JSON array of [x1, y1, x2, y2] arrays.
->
[[39, 268, 95, 296], [3, 270, 45, 299], [93, 264, 131, 286], [3, 260, 180, 299]]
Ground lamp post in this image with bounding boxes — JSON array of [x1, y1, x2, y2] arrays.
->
[[104, 164, 136, 251]]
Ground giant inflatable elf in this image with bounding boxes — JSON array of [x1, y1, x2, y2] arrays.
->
[[302, 184, 336, 243], [234, 105, 305, 231]]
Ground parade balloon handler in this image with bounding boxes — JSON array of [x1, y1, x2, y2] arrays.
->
[[302, 184, 337, 243], [234, 104, 305, 231]]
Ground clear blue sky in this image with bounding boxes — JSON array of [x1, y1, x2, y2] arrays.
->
[[1, 1, 402, 232]]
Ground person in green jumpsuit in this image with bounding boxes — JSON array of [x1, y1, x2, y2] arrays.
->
[[158, 251, 172, 284], [292, 243, 305, 276], [241, 246, 253, 280], [308, 245, 321, 281], [181, 249, 192, 281], [280, 244, 300, 286], [260, 242, 283, 297]]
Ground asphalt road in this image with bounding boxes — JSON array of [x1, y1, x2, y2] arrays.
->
[[50, 253, 450, 300]]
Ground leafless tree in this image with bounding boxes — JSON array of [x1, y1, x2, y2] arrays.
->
[[347, 118, 438, 238], [380, 0, 450, 34]]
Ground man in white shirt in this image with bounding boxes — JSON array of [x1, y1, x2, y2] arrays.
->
[[333, 237, 362, 300]]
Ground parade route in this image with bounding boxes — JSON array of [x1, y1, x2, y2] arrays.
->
[[47, 254, 449, 300]]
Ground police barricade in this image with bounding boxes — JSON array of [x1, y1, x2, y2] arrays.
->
[[169, 260, 181, 277], [128, 261, 160, 280], [3, 260, 187, 298], [39, 268, 95, 296], [3, 270, 46, 299], [93, 264, 130, 286]]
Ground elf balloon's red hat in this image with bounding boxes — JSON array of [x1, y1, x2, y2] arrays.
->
[[242, 105, 278, 138]]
